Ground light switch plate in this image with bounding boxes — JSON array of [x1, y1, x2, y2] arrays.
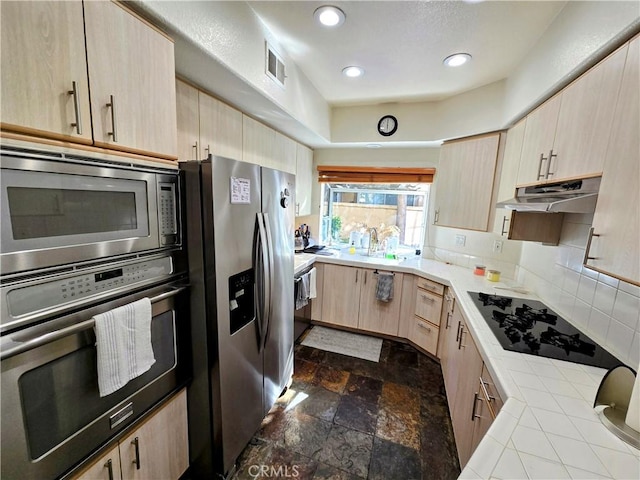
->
[[455, 234, 466, 247], [493, 240, 503, 253]]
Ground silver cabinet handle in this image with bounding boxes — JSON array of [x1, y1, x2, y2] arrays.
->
[[104, 459, 114, 480], [295, 202, 300, 216], [355, 270, 358, 283], [455, 320, 462, 342], [364, 271, 367, 284], [537, 153, 547, 180], [501, 215, 509, 236], [68, 81, 83, 135], [417, 321, 431, 332], [471, 392, 482, 421], [131, 437, 141, 470], [458, 326, 467, 349], [479, 377, 496, 403], [583, 227, 600, 265], [193, 141, 198, 158], [106, 95, 118, 142], [205, 145, 211, 157], [546, 150, 557, 178], [445, 311, 452, 330], [434, 208, 440, 224], [420, 294, 435, 303]]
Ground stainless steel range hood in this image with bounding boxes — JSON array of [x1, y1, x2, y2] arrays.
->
[[497, 177, 601, 213]]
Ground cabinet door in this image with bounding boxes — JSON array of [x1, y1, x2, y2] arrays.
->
[[397, 275, 417, 338], [587, 36, 640, 285], [441, 302, 465, 414], [551, 44, 627, 180], [199, 91, 243, 161], [517, 95, 562, 185], [175, 79, 200, 161], [84, 1, 177, 159], [494, 119, 526, 236], [436, 288, 455, 361], [435, 133, 501, 231], [243, 115, 275, 167], [471, 365, 505, 457], [357, 270, 403, 336], [273, 132, 297, 174], [71, 445, 122, 480], [1, 1, 92, 143], [295, 143, 314, 217], [321, 264, 360, 328], [451, 325, 484, 468], [120, 389, 189, 480]]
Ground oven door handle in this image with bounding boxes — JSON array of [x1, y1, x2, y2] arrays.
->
[[0, 286, 188, 361]]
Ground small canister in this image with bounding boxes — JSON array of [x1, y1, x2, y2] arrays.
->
[[487, 270, 501, 282], [474, 265, 486, 276]]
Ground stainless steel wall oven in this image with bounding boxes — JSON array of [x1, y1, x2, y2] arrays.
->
[[0, 146, 190, 480]]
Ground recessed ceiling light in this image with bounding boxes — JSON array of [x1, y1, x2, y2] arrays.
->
[[443, 53, 472, 67], [314, 6, 346, 27], [342, 66, 364, 78]]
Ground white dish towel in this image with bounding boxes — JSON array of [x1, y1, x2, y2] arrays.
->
[[94, 298, 155, 397], [309, 267, 317, 299]]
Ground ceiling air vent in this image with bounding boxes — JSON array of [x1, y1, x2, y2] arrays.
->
[[266, 42, 285, 87]]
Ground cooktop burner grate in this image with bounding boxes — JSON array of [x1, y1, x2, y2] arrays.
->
[[468, 292, 621, 369]]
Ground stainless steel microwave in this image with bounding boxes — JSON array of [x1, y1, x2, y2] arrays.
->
[[1, 146, 181, 275]]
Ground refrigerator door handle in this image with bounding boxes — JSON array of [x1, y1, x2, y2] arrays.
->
[[262, 212, 275, 350], [254, 213, 270, 351]]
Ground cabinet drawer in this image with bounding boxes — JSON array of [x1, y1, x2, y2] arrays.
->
[[415, 288, 443, 325], [416, 277, 444, 296], [409, 317, 439, 355]]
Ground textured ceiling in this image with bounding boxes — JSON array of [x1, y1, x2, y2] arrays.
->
[[248, 1, 567, 106]]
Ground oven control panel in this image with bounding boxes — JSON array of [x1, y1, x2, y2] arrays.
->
[[6, 257, 173, 318]]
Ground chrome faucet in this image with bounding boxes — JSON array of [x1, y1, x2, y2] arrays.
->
[[368, 227, 378, 256]]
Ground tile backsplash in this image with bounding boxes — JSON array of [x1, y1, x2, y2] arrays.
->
[[423, 213, 639, 368], [516, 214, 640, 369]]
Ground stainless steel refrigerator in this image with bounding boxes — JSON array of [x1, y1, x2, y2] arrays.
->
[[181, 156, 294, 478]]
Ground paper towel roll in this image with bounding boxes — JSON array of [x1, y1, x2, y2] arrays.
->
[[625, 362, 640, 433]]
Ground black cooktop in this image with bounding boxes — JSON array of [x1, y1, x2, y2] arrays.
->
[[468, 292, 621, 369]]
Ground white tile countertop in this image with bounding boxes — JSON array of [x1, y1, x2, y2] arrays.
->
[[295, 251, 640, 479]]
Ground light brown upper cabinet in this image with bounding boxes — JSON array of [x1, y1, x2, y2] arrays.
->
[[434, 132, 502, 231], [517, 42, 628, 185], [199, 90, 243, 161], [1, 1, 92, 144], [516, 94, 562, 185], [585, 35, 639, 286], [295, 143, 314, 216], [2, 1, 178, 160], [175, 79, 201, 161], [175, 79, 244, 162], [550, 44, 628, 180], [273, 132, 297, 174], [84, 1, 177, 159], [243, 115, 275, 167]]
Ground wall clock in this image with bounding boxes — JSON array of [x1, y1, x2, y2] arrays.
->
[[377, 115, 398, 136]]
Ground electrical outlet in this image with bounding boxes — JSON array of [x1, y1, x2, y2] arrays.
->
[[455, 234, 466, 247], [493, 240, 503, 253]]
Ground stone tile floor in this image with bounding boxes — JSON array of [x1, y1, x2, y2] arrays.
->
[[231, 332, 460, 480]]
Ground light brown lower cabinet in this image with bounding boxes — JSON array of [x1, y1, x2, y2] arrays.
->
[[471, 365, 504, 450], [450, 324, 484, 467], [442, 307, 504, 468], [72, 389, 188, 480], [320, 264, 403, 336]]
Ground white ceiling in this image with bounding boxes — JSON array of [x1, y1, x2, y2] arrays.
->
[[248, 1, 567, 106]]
